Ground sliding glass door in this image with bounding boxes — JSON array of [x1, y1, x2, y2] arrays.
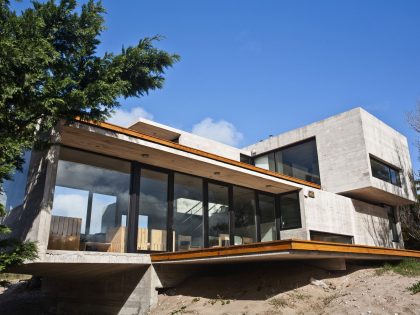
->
[[138, 169, 168, 252], [173, 173, 203, 251], [208, 182, 230, 247]]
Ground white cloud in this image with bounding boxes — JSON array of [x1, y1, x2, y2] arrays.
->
[[191, 118, 244, 147], [107, 106, 154, 127]]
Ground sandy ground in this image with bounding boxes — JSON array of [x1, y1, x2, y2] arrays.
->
[[0, 262, 418, 314], [149, 262, 420, 315]]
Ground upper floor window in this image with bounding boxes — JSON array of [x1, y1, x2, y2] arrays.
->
[[370, 156, 401, 187], [253, 138, 320, 185]]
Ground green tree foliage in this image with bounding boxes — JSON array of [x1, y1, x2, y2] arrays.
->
[[402, 105, 420, 250], [0, 205, 38, 272], [0, 0, 179, 270]]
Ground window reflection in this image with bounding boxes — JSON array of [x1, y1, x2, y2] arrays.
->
[[280, 192, 301, 229], [1, 151, 32, 213], [173, 173, 203, 251], [253, 139, 320, 185], [259, 194, 277, 242], [138, 169, 168, 252], [48, 148, 130, 253], [208, 183, 230, 247], [370, 157, 401, 186], [233, 187, 256, 245]]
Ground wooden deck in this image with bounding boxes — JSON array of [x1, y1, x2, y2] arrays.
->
[[151, 239, 420, 263]]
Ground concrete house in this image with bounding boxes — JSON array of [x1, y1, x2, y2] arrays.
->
[[1, 107, 418, 314]]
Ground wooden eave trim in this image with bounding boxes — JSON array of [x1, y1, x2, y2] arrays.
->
[[150, 239, 420, 262], [72, 119, 321, 189]]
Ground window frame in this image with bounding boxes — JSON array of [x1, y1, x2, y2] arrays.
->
[[369, 155, 401, 187], [252, 137, 321, 185], [52, 145, 303, 253]]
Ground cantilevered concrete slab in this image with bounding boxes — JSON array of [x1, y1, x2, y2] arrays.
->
[[9, 251, 151, 278], [59, 120, 319, 194]]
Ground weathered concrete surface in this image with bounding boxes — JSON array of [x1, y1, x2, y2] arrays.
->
[[300, 188, 404, 248], [41, 266, 154, 315], [3, 145, 60, 255], [245, 107, 416, 205], [129, 118, 251, 161]]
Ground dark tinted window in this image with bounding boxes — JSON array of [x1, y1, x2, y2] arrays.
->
[[279, 192, 301, 229], [240, 154, 253, 165], [253, 139, 320, 185], [370, 157, 401, 186], [233, 186, 256, 245], [310, 231, 353, 244]]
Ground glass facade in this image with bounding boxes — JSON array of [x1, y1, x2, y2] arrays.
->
[[253, 139, 320, 185], [173, 173, 203, 251], [138, 169, 168, 252], [208, 183, 230, 247], [48, 147, 130, 252], [279, 192, 301, 229], [370, 157, 401, 186], [47, 147, 303, 253], [233, 187, 256, 245], [1, 151, 32, 213], [259, 194, 277, 242]]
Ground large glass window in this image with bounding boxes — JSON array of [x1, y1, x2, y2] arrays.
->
[[173, 173, 203, 251], [138, 169, 168, 252], [208, 183, 230, 247], [1, 151, 32, 213], [259, 194, 277, 242], [279, 192, 301, 229], [233, 186, 256, 245], [370, 157, 401, 186], [48, 148, 130, 252], [253, 139, 320, 185]]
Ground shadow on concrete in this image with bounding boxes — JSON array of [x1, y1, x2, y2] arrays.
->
[[0, 266, 149, 315]]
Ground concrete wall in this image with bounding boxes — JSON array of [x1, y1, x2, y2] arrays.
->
[[245, 107, 416, 205], [300, 188, 404, 248], [360, 109, 416, 202], [179, 131, 250, 161], [3, 145, 60, 254]]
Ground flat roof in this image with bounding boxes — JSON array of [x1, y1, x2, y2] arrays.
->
[[72, 119, 320, 189], [129, 118, 181, 141], [151, 239, 420, 264]]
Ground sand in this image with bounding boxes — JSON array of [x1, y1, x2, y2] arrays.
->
[[149, 262, 420, 315]]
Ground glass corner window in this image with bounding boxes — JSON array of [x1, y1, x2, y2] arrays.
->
[[1, 151, 32, 214], [252, 138, 320, 185], [48, 147, 130, 253]]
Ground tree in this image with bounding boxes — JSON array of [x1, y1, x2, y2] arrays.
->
[[401, 105, 420, 250], [0, 0, 179, 270]]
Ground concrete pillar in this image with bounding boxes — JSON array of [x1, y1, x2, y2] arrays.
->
[[42, 265, 156, 315], [4, 145, 60, 255]]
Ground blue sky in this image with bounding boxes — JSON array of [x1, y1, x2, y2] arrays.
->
[[11, 1, 420, 171]]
